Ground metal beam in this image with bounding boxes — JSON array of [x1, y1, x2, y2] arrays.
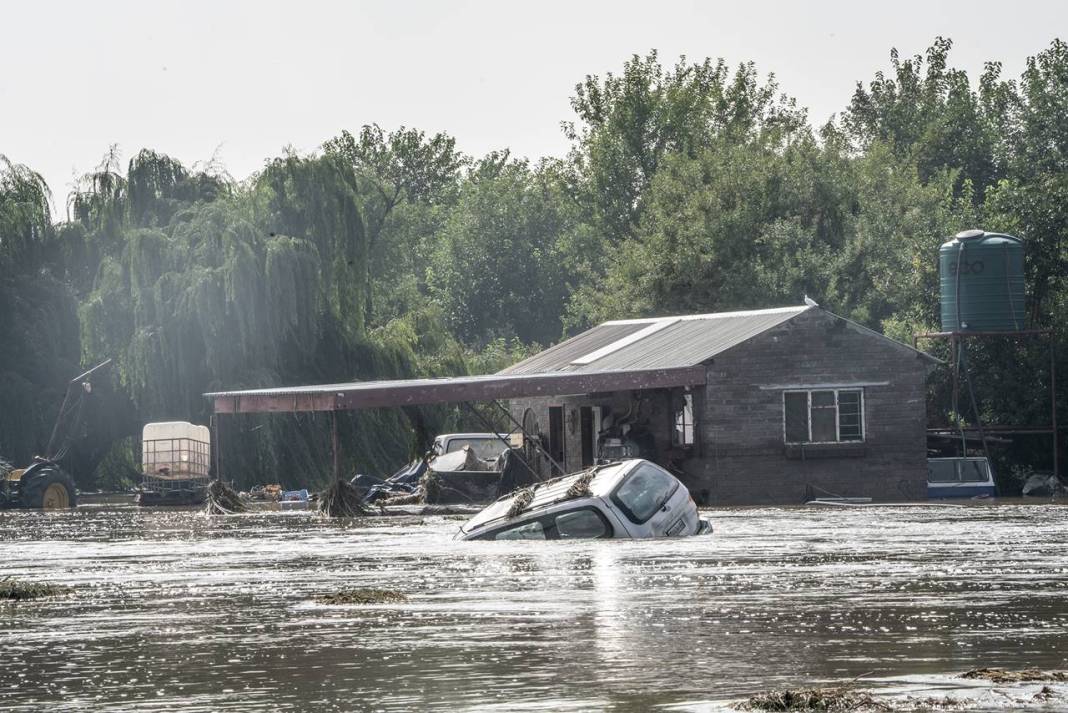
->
[[208, 366, 707, 415]]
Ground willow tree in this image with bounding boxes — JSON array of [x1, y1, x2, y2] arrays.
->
[[0, 157, 81, 468]]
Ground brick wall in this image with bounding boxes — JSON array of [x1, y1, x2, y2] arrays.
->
[[686, 309, 929, 505], [507, 309, 930, 505]]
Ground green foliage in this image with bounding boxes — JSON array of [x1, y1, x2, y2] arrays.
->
[[2, 38, 1066, 486]]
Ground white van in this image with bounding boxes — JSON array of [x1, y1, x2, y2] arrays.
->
[[457, 459, 712, 541]]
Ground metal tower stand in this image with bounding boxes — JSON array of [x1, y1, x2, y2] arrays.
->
[[914, 328, 1058, 480]]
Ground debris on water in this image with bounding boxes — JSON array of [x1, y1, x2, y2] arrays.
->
[[738, 686, 889, 711], [960, 667, 1068, 683], [506, 486, 534, 518], [422, 470, 442, 502], [204, 480, 249, 514], [314, 588, 408, 605], [565, 470, 595, 499], [318, 478, 370, 517], [1033, 686, 1059, 702], [0, 578, 70, 601]]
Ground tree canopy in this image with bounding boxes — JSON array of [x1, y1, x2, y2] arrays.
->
[[0, 37, 1065, 490]]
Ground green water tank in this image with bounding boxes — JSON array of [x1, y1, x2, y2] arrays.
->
[[939, 229, 1026, 331]]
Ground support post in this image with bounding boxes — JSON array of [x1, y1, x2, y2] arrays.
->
[[1052, 331, 1059, 479], [951, 333, 962, 455], [332, 410, 340, 482], [211, 414, 220, 479]]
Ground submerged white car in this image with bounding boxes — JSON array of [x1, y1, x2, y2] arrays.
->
[[457, 459, 712, 541]]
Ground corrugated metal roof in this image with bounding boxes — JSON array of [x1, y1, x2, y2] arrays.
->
[[206, 365, 708, 413], [499, 322, 649, 375], [502, 305, 811, 375]]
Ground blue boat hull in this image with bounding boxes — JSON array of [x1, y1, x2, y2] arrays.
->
[[928, 484, 997, 499]]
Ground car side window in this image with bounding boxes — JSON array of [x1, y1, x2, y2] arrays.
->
[[611, 463, 679, 524], [555, 509, 610, 539], [493, 520, 546, 540]]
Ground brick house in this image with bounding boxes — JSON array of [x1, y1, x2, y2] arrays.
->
[[503, 305, 937, 505]]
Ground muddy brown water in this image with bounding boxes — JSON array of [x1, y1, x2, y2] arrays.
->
[[1, 502, 1067, 712]]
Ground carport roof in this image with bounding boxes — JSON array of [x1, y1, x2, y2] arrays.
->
[[206, 365, 707, 414]]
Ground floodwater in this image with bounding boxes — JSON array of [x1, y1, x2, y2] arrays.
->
[[1, 502, 1067, 712]]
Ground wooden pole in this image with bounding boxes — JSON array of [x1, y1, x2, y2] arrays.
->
[[332, 410, 340, 482]]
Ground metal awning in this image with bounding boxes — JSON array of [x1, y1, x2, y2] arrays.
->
[[206, 365, 707, 414]]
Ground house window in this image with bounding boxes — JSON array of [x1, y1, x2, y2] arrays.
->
[[783, 389, 864, 444], [674, 393, 694, 446]]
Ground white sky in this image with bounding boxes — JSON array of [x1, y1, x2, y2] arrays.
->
[[2, 0, 1065, 211]]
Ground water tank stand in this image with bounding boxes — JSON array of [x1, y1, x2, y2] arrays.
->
[[913, 328, 1059, 482]]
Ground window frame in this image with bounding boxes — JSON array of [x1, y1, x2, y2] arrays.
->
[[782, 388, 866, 445], [477, 506, 615, 541]]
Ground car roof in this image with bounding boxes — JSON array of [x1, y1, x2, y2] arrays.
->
[[461, 460, 643, 534]]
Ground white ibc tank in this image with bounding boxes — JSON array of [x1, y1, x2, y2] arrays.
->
[[142, 421, 211, 478]]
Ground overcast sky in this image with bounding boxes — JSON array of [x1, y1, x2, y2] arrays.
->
[[2, 0, 1065, 210]]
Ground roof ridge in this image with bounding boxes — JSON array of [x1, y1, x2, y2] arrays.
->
[[601, 304, 810, 325]]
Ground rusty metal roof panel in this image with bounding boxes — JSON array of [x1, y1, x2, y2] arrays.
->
[[499, 322, 651, 375]]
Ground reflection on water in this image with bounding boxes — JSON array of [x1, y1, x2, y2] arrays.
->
[[1, 503, 1067, 711]]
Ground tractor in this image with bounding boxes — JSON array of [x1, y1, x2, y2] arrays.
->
[[0, 360, 111, 510]]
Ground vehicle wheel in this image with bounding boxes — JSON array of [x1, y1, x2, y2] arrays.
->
[[21, 469, 78, 510]]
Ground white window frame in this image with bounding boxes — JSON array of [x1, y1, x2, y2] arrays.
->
[[782, 388, 865, 445]]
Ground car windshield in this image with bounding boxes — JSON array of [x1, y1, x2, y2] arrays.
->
[[611, 463, 678, 524], [446, 437, 506, 460]]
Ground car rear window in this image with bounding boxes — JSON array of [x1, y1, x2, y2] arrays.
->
[[611, 463, 679, 524]]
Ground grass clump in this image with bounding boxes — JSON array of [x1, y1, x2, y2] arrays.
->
[[565, 470, 595, 499], [506, 486, 534, 518], [204, 479, 248, 514], [318, 478, 370, 518], [960, 667, 1068, 683], [0, 578, 70, 601], [314, 588, 408, 605], [739, 686, 889, 711]]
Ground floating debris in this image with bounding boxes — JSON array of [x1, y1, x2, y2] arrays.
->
[[318, 478, 370, 518], [314, 588, 408, 605], [738, 686, 889, 711], [422, 470, 442, 502], [565, 470, 595, 499], [204, 479, 249, 514], [960, 667, 1068, 683], [506, 486, 534, 518], [0, 578, 70, 601]]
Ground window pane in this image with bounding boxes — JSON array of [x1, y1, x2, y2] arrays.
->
[[837, 391, 863, 441], [494, 520, 546, 540], [812, 390, 835, 407], [811, 408, 837, 441], [555, 510, 608, 538], [959, 460, 989, 482], [784, 392, 809, 443], [612, 464, 678, 523], [928, 461, 958, 483]]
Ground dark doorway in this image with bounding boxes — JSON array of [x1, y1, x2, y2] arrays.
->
[[548, 406, 564, 473], [580, 406, 594, 467]]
